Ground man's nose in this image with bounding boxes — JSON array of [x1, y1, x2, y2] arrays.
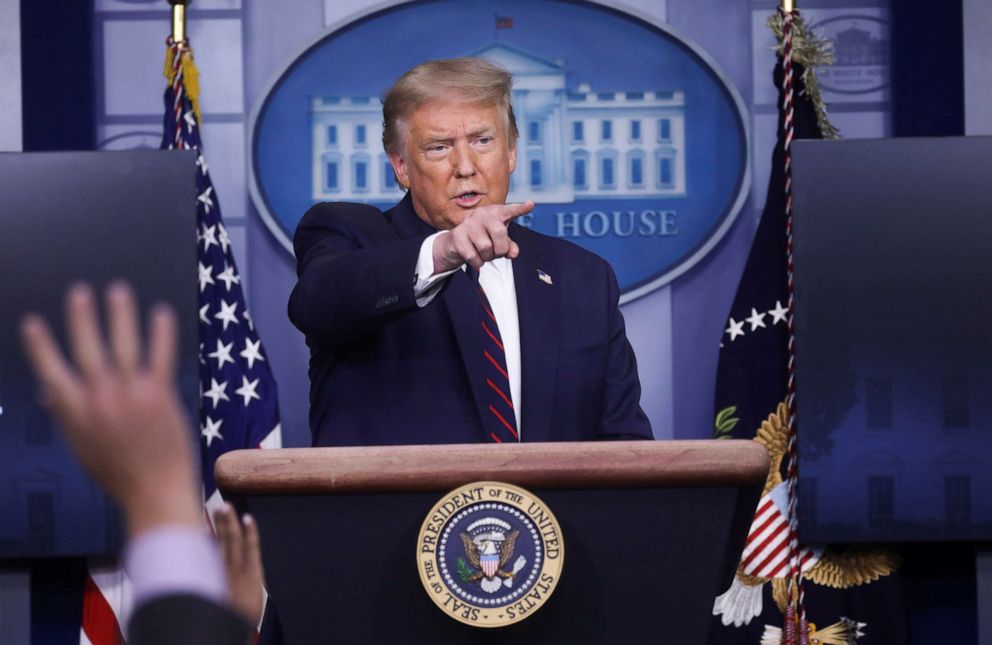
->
[[451, 142, 477, 177]]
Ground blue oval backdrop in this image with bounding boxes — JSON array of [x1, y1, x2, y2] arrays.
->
[[249, 0, 749, 302]]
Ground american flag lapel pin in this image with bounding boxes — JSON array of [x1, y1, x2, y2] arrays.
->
[[537, 269, 553, 285]]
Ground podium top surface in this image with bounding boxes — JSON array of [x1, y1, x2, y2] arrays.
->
[[215, 440, 768, 495]]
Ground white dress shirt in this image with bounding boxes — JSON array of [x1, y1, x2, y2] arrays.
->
[[414, 232, 522, 435]]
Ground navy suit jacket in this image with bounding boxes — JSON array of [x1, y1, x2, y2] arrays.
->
[[288, 194, 652, 446]]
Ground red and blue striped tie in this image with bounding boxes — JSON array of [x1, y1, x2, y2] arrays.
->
[[471, 271, 519, 443]]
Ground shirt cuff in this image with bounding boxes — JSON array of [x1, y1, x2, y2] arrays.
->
[[413, 231, 460, 307], [125, 524, 228, 608]]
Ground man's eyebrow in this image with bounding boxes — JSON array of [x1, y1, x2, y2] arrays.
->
[[467, 125, 496, 137], [420, 125, 496, 146], [422, 135, 453, 146]]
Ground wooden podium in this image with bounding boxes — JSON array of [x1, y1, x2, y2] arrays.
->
[[216, 440, 767, 644]]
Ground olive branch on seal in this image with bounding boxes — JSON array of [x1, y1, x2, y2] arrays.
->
[[456, 557, 475, 583]]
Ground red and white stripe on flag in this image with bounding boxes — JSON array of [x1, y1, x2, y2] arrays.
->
[[80, 564, 130, 645], [740, 485, 819, 579]]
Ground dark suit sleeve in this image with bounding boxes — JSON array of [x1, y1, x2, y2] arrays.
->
[[597, 261, 654, 440], [128, 595, 253, 645], [288, 202, 427, 348]]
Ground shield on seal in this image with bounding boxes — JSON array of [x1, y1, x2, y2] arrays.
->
[[481, 553, 499, 578]]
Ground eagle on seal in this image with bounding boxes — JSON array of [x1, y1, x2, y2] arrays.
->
[[460, 529, 525, 593]]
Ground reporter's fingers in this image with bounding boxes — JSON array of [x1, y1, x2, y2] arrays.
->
[[497, 201, 535, 223], [20, 315, 85, 414], [106, 282, 141, 374], [215, 504, 244, 571], [148, 303, 177, 383], [242, 514, 262, 576], [213, 505, 231, 561], [66, 283, 108, 378]]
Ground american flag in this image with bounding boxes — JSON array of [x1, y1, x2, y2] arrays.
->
[[80, 36, 281, 645]]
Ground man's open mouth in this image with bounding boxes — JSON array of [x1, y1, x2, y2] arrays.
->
[[453, 191, 483, 207]]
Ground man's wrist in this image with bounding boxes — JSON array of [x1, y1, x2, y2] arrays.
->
[[124, 480, 203, 538]]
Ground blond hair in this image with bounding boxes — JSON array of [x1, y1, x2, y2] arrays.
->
[[381, 57, 518, 154]]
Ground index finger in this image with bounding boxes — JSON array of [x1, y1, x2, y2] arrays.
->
[[497, 201, 535, 223]]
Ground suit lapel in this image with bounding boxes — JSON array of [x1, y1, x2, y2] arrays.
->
[[510, 224, 559, 442]]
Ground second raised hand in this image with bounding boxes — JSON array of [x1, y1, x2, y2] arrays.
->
[[433, 201, 535, 273]]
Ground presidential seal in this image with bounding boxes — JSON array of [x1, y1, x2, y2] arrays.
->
[[417, 481, 564, 628]]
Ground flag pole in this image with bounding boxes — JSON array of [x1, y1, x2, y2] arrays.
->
[[777, 0, 807, 642], [169, 0, 190, 44]]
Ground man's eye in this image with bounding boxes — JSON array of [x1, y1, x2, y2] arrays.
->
[[477, 137, 493, 145]]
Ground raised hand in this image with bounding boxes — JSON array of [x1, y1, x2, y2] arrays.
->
[[19, 282, 201, 537], [432, 201, 534, 272], [214, 503, 266, 626]]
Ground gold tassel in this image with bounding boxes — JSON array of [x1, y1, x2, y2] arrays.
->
[[162, 42, 202, 124], [181, 47, 202, 123], [768, 11, 840, 140]]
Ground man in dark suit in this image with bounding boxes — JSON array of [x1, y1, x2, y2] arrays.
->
[[289, 57, 652, 446]]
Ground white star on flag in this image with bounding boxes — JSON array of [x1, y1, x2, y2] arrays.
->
[[197, 186, 214, 213], [199, 303, 210, 324], [235, 376, 261, 406], [725, 317, 745, 342], [207, 339, 235, 369], [201, 224, 218, 252], [218, 222, 231, 253], [196, 153, 209, 175], [198, 262, 215, 292], [203, 378, 230, 408], [217, 263, 241, 291], [214, 300, 239, 331], [746, 307, 767, 331], [240, 338, 265, 370], [201, 416, 224, 448], [183, 109, 197, 133], [243, 308, 254, 331], [769, 300, 789, 325]]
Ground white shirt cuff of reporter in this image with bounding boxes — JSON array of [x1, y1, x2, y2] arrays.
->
[[125, 524, 228, 608]]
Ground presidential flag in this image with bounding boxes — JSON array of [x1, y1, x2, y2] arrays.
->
[[707, 9, 901, 645], [79, 35, 282, 645]]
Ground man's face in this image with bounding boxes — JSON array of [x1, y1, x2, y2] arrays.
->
[[389, 100, 517, 230]]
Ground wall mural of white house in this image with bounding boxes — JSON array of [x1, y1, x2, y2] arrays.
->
[[310, 44, 686, 204]]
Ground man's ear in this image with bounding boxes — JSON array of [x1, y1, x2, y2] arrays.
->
[[388, 152, 409, 190], [507, 138, 517, 175]]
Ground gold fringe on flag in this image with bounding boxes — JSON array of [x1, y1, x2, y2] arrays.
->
[[163, 41, 202, 123], [768, 11, 839, 140]]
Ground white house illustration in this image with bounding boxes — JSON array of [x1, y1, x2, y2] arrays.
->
[[310, 43, 686, 203]]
